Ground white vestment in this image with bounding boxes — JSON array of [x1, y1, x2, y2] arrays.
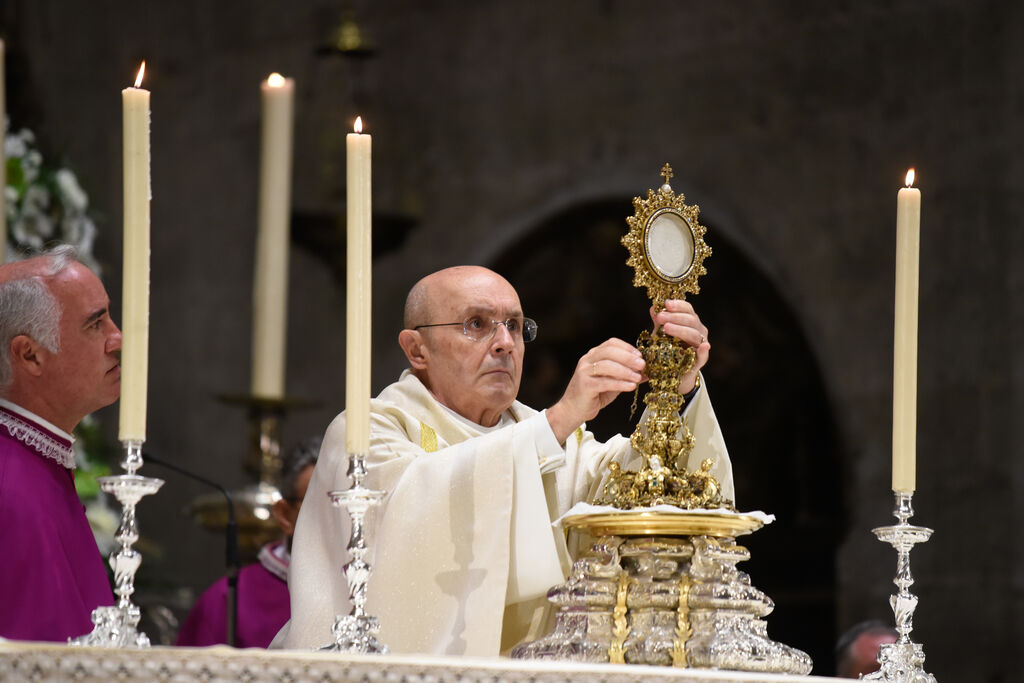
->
[[274, 370, 732, 655]]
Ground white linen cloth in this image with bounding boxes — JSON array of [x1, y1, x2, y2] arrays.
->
[[555, 503, 775, 527]]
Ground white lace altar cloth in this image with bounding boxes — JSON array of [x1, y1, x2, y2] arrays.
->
[[0, 641, 838, 683], [554, 503, 776, 527]]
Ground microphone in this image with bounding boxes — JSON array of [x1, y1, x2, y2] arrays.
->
[[143, 451, 240, 647]]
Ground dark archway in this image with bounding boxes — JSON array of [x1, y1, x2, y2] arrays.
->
[[494, 198, 844, 674]]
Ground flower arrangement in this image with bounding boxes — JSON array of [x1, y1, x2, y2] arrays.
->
[[4, 116, 100, 271]]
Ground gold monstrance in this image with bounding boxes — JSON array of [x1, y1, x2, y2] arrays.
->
[[513, 167, 812, 674], [594, 163, 729, 513]]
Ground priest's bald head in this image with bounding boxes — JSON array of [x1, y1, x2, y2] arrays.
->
[[0, 246, 122, 432], [398, 266, 535, 427]]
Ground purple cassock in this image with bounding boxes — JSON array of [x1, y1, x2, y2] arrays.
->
[[175, 540, 291, 649], [0, 401, 114, 642]]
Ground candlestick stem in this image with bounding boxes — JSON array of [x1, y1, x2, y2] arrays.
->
[[122, 438, 144, 475], [864, 491, 936, 682], [69, 440, 163, 648], [190, 394, 318, 555], [247, 404, 283, 487], [321, 450, 388, 653]]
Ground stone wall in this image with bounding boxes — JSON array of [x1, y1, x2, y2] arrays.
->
[[3, 1, 1019, 677]]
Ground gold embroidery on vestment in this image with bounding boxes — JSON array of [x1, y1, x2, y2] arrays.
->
[[420, 422, 438, 452]]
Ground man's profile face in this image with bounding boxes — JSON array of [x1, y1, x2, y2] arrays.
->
[[273, 463, 314, 538], [418, 269, 525, 426], [43, 263, 122, 423]]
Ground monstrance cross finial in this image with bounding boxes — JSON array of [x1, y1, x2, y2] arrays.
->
[[661, 163, 674, 186]]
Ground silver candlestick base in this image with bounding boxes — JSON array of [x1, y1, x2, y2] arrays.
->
[[320, 451, 389, 654], [69, 440, 163, 648], [863, 491, 936, 682]]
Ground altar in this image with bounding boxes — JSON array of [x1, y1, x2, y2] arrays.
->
[[0, 641, 837, 683]]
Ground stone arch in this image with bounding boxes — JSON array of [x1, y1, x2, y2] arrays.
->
[[492, 197, 844, 673]]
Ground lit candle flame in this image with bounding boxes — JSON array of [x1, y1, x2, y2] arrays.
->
[[267, 72, 285, 88], [905, 168, 915, 187], [354, 116, 363, 134], [134, 61, 146, 88]]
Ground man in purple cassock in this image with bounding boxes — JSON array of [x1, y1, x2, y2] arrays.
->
[[174, 438, 318, 648], [0, 246, 120, 642], [174, 542, 291, 649]]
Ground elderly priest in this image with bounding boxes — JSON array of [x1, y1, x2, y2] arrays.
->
[[276, 266, 733, 655], [0, 246, 119, 641]]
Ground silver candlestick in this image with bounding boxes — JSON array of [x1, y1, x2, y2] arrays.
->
[[320, 450, 388, 653], [69, 440, 164, 648], [864, 491, 936, 682]]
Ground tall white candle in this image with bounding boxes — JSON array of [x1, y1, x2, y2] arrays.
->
[[251, 73, 295, 399], [0, 39, 7, 264], [346, 117, 372, 454], [893, 168, 921, 493], [119, 63, 151, 442]]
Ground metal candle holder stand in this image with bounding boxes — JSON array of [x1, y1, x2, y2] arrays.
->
[[320, 449, 388, 653], [864, 491, 936, 683], [190, 395, 317, 555], [69, 440, 163, 648], [231, 394, 289, 515], [232, 397, 288, 547]]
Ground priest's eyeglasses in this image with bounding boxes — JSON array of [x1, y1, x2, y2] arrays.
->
[[414, 316, 538, 343]]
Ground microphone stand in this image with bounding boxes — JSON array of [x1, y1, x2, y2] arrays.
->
[[144, 452, 240, 647]]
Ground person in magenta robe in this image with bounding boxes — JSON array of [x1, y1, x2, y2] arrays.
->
[[0, 246, 121, 642], [175, 438, 318, 648]]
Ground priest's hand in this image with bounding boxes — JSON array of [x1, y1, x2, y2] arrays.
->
[[651, 299, 709, 395], [545, 338, 645, 445]]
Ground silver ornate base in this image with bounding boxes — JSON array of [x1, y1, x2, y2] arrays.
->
[[68, 605, 150, 648], [864, 642, 935, 683], [69, 441, 163, 649], [512, 532, 811, 674], [320, 614, 388, 654], [320, 451, 389, 654], [863, 492, 936, 682]]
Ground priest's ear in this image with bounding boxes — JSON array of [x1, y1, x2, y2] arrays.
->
[[8, 335, 46, 379], [398, 329, 429, 370]]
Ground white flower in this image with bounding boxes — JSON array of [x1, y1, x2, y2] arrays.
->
[[61, 215, 83, 244], [11, 216, 49, 249], [76, 218, 99, 264], [55, 168, 89, 212], [21, 150, 43, 184], [22, 184, 50, 214], [5, 122, 99, 272], [4, 131, 28, 159], [60, 215, 101, 272]]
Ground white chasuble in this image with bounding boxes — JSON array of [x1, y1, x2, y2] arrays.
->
[[275, 370, 732, 656]]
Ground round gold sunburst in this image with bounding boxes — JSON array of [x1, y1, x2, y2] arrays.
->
[[622, 164, 711, 310]]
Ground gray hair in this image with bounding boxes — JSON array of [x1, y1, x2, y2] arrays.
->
[[278, 436, 321, 501], [0, 245, 81, 390], [36, 244, 80, 277]]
